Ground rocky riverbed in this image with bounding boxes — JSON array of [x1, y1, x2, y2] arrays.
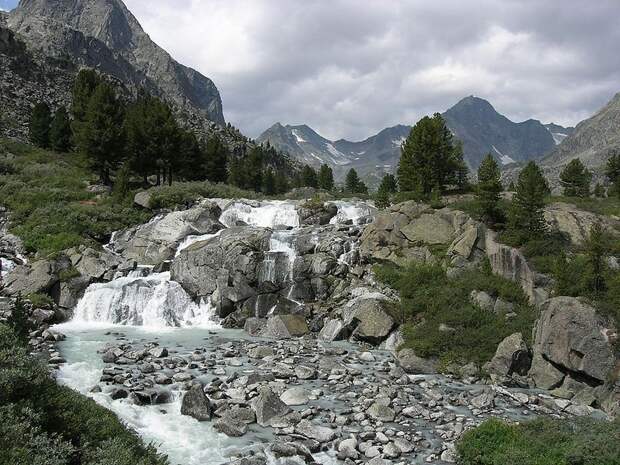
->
[[52, 323, 590, 465]]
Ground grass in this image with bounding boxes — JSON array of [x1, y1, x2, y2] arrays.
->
[[374, 261, 537, 366], [0, 139, 150, 256], [0, 321, 169, 465], [457, 417, 620, 465], [146, 181, 262, 209]]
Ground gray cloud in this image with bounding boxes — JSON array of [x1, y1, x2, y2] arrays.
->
[[125, 0, 620, 140]]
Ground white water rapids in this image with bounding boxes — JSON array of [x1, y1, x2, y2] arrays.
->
[[53, 199, 374, 465]]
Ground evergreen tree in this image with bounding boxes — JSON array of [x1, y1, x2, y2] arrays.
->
[[228, 157, 247, 188], [318, 164, 334, 191], [375, 174, 397, 209], [124, 93, 154, 184], [476, 153, 503, 224], [605, 152, 620, 198], [74, 82, 125, 185], [559, 158, 591, 197], [204, 135, 228, 183], [29, 102, 52, 148], [345, 168, 361, 193], [508, 162, 549, 243], [398, 113, 464, 195], [49, 107, 72, 152], [301, 165, 318, 188], [262, 168, 276, 195], [593, 183, 605, 198], [357, 180, 368, 195], [246, 147, 264, 191], [72, 69, 102, 123], [112, 162, 131, 202], [275, 171, 289, 194], [8, 294, 30, 343], [585, 222, 607, 294]]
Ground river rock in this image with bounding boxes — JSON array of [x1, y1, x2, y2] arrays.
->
[[318, 318, 348, 342], [214, 415, 248, 437], [396, 348, 437, 374], [3, 259, 59, 296], [295, 419, 337, 443], [180, 384, 212, 421], [367, 402, 395, 422], [259, 314, 309, 339], [280, 386, 310, 406], [252, 387, 290, 427], [341, 293, 395, 345]]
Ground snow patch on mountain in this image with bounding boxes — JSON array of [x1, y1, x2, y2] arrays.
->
[[492, 145, 516, 165]]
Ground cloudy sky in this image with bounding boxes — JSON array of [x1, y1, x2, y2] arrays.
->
[[4, 0, 620, 140]]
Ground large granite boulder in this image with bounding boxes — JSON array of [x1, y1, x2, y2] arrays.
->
[[172, 227, 269, 299], [340, 291, 395, 344], [259, 314, 309, 339], [252, 387, 290, 427], [531, 297, 616, 386], [397, 348, 438, 374], [2, 258, 62, 296], [544, 202, 620, 245], [180, 384, 212, 421], [484, 333, 531, 379], [112, 201, 223, 265]]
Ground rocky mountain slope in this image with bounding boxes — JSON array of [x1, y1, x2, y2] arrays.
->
[[258, 97, 563, 184], [8, 0, 224, 125], [503, 92, 620, 190]]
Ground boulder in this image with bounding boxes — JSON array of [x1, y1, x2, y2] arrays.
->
[[341, 294, 395, 344], [400, 213, 454, 245], [259, 314, 309, 339], [318, 318, 348, 342], [295, 419, 337, 443], [533, 297, 616, 384], [280, 387, 310, 406], [397, 348, 437, 374], [367, 402, 395, 422], [55, 276, 90, 310], [133, 190, 152, 209], [528, 352, 565, 390], [3, 259, 59, 296], [252, 387, 290, 427], [544, 202, 619, 245], [470, 290, 495, 312], [214, 416, 248, 437], [483, 333, 531, 378], [180, 384, 212, 421]]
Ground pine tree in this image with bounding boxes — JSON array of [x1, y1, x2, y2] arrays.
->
[[593, 183, 605, 198], [357, 180, 368, 195], [72, 69, 102, 123], [49, 107, 72, 152], [74, 82, 125, 185], [301, 165, 318, 188], [476, 153, 503, 224], [262, 168, 276, 195], [318, 164, 334, 191], [585, 222, 607, 294], [8, 294, 30, 343], [275, 171, 289, 194], [228, 157, 247, 188], [246, 147, 264, 191], [508, 161, 549, 243], [559, 158, 592, 197], [345, 168, 361, 193], [112, 162, 131, 202], [379, 174, 398, 194], [605, 152, 620, 198], [398, 113, 464, 195], [204, 135, 228, 183], [29, 102, 52, 148]]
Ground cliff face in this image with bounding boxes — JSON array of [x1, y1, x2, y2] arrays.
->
[[8, 0, 224, 126]]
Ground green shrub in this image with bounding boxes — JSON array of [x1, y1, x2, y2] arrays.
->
[[0, 323, 169, 465], [58, 266, 80, 282], [374, 261, 537, 365], [25, 292, 54, 308], [147, 181, 260, 209], [457, 417, 620, 465]]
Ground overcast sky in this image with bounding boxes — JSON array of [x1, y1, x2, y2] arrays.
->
[[5, 0, 620, 140]]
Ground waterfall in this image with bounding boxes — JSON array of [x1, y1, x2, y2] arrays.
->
[[72, 272, 218, 328], [1, 257, 16, 278], [329, 201, 374, 225], [175, 230, 223, 257], [261, 230, 298, 285], [219, 201, 300, 228]]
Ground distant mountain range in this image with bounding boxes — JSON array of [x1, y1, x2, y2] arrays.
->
[[257, 96, 573, 185]]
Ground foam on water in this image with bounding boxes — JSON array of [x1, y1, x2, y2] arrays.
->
[[175, 229, 223, 257], [0, 257, 16, 278], [220, 201, 300, 228], [328, 201, 374, 225], [72, 272, 218, 328]]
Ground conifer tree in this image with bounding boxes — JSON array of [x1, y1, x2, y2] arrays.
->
[[29, 102, 52, 148], [72, 69, 102, 123], [593, 183, 605, 197], [204, 135, 228, 183], [379, 174, 398, 194], [301, 165, 318, 188], [318, 164, 334, 191], [345, 168, 361, 193], [49, 107, 72, 152], [245, 147, 264, 191], [605, 152, 620, 198], [476, 153, 503, 223], [228, 157, 247, 188], [585, 222, 607, 294], [262, 168, 276, 195], [508, 161, 549, 243], [398, 113, 464, 195], [275, 171, 289, 194], [74, 82, 125, 185], [559, 158, 591, 197]]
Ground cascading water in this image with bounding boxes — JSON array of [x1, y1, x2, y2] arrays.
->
[[0, 257, 15, 278], [72, 272, 218, 328], [175, 229, 223, 257], [219, 201, 300, 228], [329, 200, 375, 225], [261, 230, 298, 285]]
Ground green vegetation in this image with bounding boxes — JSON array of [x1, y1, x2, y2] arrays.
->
[[146, 181, 261, 210], [375, 173, 398, 209], [0, 319, 168, 465], [374, 261, 536, 366], [547, 195, 620, 217], [606, 151, 620, 198], [318, 164, 334, 191], [0, 138, 150, 255], [345, 168, 368, 194], [49, 107, 72, 153], [25, 292, 55, 308], [559, 158, 591, 197], [457, 417, 620, 465], [476, 154, 504, 226], [397, 113, 467, 196], [29, 101, 52, 148]]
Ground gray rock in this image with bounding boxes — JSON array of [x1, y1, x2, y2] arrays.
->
[[484, 332, 531, 378], [367, 402, 395, 422], [214, 416, 248, 437], [295, 419, 337, 443], [259, 314, 309, 339], [342, 295, 395, 344], [318, 318, 348, 342], [280, 387, 310, 406], [252, 387, 290, 427], [397, 348, 437, 374], [470, 290, 495, 311], [180, 384, 212, 421], [133, 190, 152, 209], [149, 346, 168, 358]]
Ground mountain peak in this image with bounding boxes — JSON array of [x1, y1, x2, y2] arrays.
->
[[9, 0, 225, 125]]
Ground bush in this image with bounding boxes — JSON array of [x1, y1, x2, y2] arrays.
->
[[373, 261, 536, 365], [147, 181, 260, 210], [457, 417, 620, 465], [0, 323, 169, 465]]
